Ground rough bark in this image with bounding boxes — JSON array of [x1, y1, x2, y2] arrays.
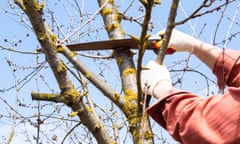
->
[[97, 0, 154, 143], [15, 0, 113, 143], [156, 0, 180, 64]]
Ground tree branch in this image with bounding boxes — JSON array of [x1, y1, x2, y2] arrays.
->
[[97, 0, 150, 143], [175, 0, 235, 25], [59, 44, 125, 108], [16, 1, 113, 143], [17, 0, 75, 96], [136, 0, 156, 143], [31, 92, 62, 102], [156, 0, 179, 64], [137, 0, 154, 113]]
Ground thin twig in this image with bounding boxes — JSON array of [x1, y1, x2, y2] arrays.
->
[[136, 1, 155, 143], [62, 0, 108, 42], [176, 0, 235, 25], [61, 122, 82, 144], [223, 3, 240, 48], [76, 52, 113, 59], [5, 55, 19, 144], [0, 45, 40, 55]]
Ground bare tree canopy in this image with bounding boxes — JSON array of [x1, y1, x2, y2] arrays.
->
[[0, 0, 239, 143]]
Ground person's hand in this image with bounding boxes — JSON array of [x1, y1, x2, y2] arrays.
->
[[155, 29, 202, 52], [141, 61, 172, 99]]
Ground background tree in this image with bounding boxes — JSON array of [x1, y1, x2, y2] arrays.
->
[[0, 0, 239, 143]]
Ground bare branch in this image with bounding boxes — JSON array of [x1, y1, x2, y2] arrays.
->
[[223, 3, 240, 48], [0, 45, 39, 55], [136, 0, 156, 143], [97, 0, 150, 143], [15, 1, 113, 143], [60, 44, 124, 107], [16, 0, 75, 95], [61, 122, 82, 144], [156, 0, 179, 64], [31, 92, 62, 102], [176, 0, 235, 25], [62, 0, 108, 42]]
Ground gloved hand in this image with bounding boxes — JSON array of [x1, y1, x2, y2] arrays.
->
[[155, 29, 202, 52], [141, 61, 172, 99]]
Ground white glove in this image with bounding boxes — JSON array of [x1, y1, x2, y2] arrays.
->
[[141, 61, 172, 99], [156, 29, 202, 52]]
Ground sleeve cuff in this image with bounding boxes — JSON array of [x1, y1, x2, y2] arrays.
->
[[146, 88, 184, 128]]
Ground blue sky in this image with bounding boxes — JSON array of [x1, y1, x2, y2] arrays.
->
[[0, 0, 240, 143]]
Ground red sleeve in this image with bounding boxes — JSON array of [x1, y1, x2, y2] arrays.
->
[[213, 49, 240, 88], [147, 49, 240, 143]]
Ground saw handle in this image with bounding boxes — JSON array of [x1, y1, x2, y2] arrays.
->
[[152, 41, 176, 55]]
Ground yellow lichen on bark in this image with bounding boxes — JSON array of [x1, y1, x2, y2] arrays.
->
[[171, 1, 177, 9], [61, 88, 81, 104], [33, 0, 45, 11], [105, 23, 120, 32], [59, 83, 66, 90], [50, 33, 57, 44], [116, 56, 123, 65], [110, 139, 115, 144], [85, 72, 92, 79], [140, 0, 148, 5], [112, 122, 117, 129], [123, 88, 142, 142], [114, 93, 120, 101], [70, 51, 76, 57], [119, 29, 126, 36], [108, 0, 114, 4], [123, 88, 138, 116], [113, 112, 118, 117], [32, 92, 58, 99], [57, 62, 67, 73], [82, 90, 88, 96], [129, 117, 141, 142], [95, 123, 102, 129], [55, 46, 64, 52], [86, 106, 93, 112], [68, 111, 79, 117], [144, 130, 154, 140], [14, 0, 26, 11], [154, 0, 161, 4], [122, 68, 136, 77], [113, 14, 121, 22], [101, 8, 113, 16], [7, 131, 14, 143], [37, 32, 47, 41]]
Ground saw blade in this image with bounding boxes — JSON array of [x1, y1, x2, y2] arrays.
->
[[66, 39, 155, 51]]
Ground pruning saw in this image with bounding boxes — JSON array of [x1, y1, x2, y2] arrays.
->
[[65, 36, 175, 108], [66, 37, 176, 55]]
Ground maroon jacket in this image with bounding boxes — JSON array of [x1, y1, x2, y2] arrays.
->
[[147, 49, 240, 144]]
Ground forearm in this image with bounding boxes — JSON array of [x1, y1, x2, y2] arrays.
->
[[147, 87, 240, 144], [192, 42, 221, 70]]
